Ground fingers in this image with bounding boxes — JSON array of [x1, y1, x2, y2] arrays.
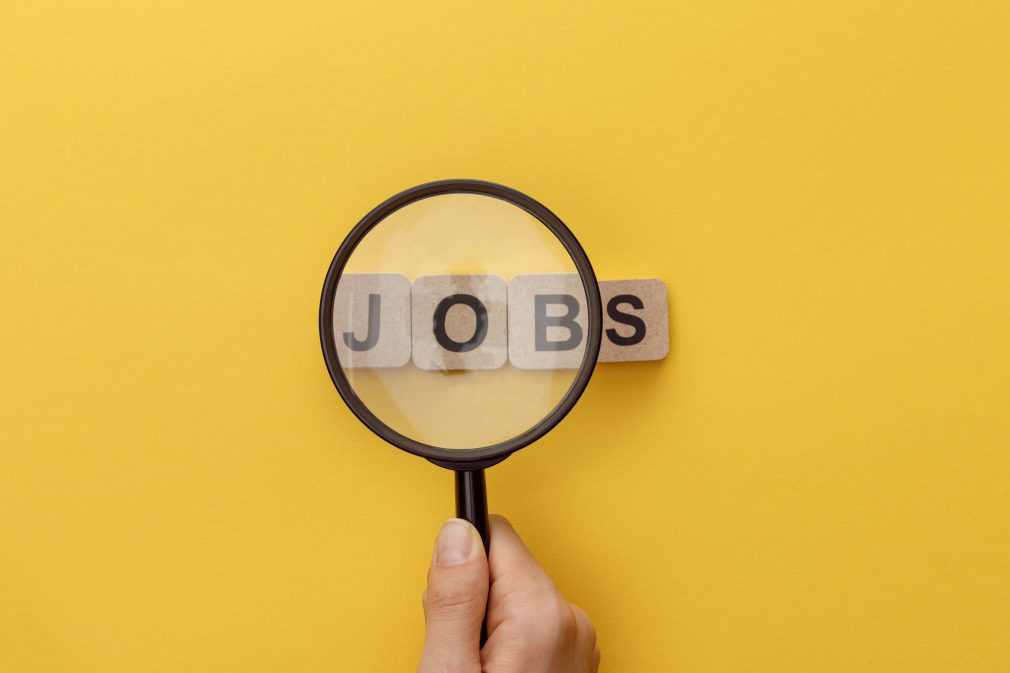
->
[[417, 519, 488, 673], [487, 514, 556, 595], [485, 514, 557, 638], [483, 516, 599, 672]]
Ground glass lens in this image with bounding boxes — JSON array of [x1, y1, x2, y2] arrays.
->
[[331, 192, 590, 450]]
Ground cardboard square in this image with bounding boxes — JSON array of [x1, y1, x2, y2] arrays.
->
[[411, 274, 508, 371], [332, 273, 412, 368], [599, 278, 669, 362], [508, 273, 588, 370]]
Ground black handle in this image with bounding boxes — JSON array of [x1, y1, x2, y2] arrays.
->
[[454, 469, 490, 644]]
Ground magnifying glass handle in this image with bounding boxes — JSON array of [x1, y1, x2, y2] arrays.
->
[[454, 469, 490, 644]]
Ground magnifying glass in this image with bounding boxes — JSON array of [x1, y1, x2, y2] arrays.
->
[[319, 179, 601, 635]]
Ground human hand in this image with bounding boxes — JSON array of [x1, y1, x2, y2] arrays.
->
[[417, 515, 600, 673]]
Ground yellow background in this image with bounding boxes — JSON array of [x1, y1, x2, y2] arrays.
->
[[2, 1, 1008, 671]]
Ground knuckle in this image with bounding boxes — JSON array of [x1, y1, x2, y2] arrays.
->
[[570, 603, 597, 645], [424, 582, 481, 617], [526, 594, 577, 645], [555, 601, 578, 638]]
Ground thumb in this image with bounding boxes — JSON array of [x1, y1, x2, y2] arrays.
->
[[417, 519, 488, 673]]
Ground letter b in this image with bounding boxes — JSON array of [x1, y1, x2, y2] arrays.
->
[[534, 294, 583, 351], [508, 274, 587, 369]]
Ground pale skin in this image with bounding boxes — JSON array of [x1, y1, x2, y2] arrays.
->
[[418, 515, 600, 673]]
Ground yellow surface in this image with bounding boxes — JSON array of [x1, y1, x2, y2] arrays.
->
[[1, 1, 1008, 671]]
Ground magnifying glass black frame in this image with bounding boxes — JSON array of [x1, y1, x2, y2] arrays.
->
[[319, 179, 601, 636]]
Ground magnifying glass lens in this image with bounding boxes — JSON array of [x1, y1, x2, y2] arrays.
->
[[331, 192, 589, 450]]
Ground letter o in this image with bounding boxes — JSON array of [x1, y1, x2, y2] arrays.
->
[[432, 294, 489, 353]]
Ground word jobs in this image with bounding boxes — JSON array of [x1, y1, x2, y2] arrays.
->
[[333, 274, 668, 370]]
